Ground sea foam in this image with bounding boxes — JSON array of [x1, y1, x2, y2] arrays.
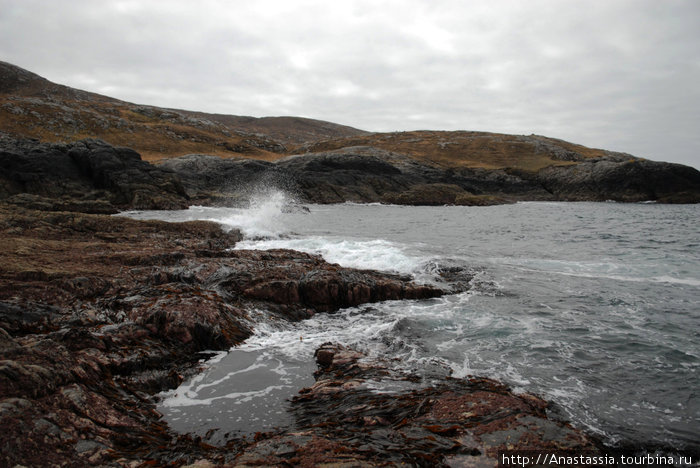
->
[[236, 236, 425, 275]]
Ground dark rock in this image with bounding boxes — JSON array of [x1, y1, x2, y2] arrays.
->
[[537, 158, 700, 203], [0, 301, 62, 335], [5, 192, 118, 214], [160, 147, 552, 206], [276, 149, 436, 203], [206, 248, 444, 314], [158, 153, 278, 202], [455, 193, 515, 206], [161, 145, 700, 206], [382, 183, 469, 205], [0, 132, 189, 210]]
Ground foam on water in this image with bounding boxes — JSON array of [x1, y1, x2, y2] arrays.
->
[[128, 202, 700, 454], [236, 236, 427, 276], [161, 352, 282, 408], [157, 344, 316, 442]]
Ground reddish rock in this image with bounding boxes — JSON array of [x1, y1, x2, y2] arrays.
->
[[0, 205, 451, 466], [234, 343, 604, 467]]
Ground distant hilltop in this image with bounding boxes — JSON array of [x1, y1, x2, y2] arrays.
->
[[0, 60, 368, 161], [1, 60, 699, 204]]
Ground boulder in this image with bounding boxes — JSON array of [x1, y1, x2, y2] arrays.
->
[[235, 343, 604, 466]]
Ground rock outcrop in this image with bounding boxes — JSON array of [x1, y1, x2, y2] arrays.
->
[[537, 157, 700, 203], [0, 201, 609, 466], [233, 343, 603, 466], [0, 205, 446, 466], [162, 145, 700, 205], [158, 153, 277, 205], [0, 132, 189, 211]]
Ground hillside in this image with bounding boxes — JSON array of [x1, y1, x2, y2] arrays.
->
[[298, 130, 626, 172], [2, 61, 699, 205], [0, 61, 367, 161], [0, 61, 635, 171]]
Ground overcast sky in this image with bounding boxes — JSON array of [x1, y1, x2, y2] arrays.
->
[[1, 0, 699, 168]]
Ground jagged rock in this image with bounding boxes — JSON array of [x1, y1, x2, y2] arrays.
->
[[0, 132, 189, 210], [0, 205, 453, 466], [234, 343, 603, 466]]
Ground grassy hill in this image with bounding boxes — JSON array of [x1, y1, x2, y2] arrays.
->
[[0, 61, 367, 162], [1, 61, 633, 171], [297, 130, 628, 172]]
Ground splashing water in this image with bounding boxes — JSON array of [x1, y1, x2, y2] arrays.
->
[[120, 187, 298, 239], [235, 237, 427, 275], [122, 202, 700, 455], [216, 189, 293, 238]]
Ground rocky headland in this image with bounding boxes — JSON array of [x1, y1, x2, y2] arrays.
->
[[160, 142, 700, 206]]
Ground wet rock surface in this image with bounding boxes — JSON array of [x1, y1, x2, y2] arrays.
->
[[0, 205, 632, 467], [234, 343, 603, 467], [0, 204, 447, 466]]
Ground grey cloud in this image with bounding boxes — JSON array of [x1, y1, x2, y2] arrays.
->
[[0, 0, 698, 167]]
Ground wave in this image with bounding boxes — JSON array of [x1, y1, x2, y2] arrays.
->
[[119, 188, 299, 239], [212, 189, 296, 238], [236, 236, 427, 276], [495, 258, 700, 286]]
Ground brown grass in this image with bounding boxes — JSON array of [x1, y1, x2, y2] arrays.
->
[[0, 62, 622, 172], [1, 95, 611, 172], [0, 97, 280, 162], [296, 130, 609, 172]]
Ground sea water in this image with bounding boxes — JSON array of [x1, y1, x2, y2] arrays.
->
[[122, 196, 699, 453]]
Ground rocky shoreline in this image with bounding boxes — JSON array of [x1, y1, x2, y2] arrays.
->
[[2, 61, 699, 466], [0, 203, 618, 466], [0, 204, 453, 465], [3, 133, 700, 213], [1, 133, 698, 467]]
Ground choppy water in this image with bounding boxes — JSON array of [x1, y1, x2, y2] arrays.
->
[[123, 197, 699, 452]]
